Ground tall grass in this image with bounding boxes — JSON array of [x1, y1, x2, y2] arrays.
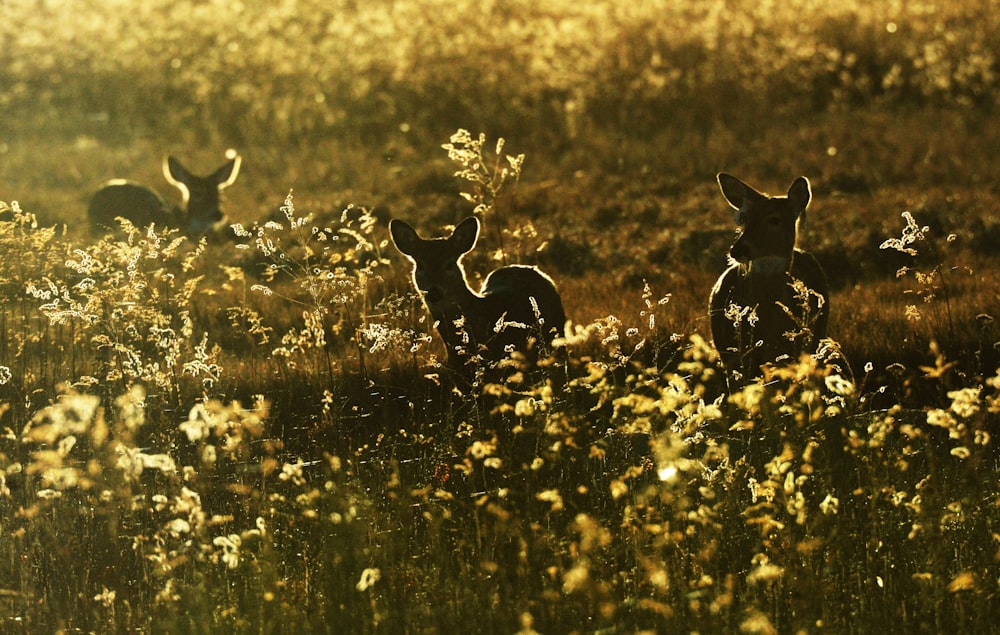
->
[[4, 0, 999, 153], [1, 0, 1000, 632], [2, 129, 999, 631]]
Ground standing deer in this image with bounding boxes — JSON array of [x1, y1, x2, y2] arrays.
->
[[88, 151, 241, 236], [389, 216, 566, 378], [709, 173, 830, 388]]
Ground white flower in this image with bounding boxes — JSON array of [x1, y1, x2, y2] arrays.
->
[[213, 534, 242, 569], [356, 568, 381, 592]]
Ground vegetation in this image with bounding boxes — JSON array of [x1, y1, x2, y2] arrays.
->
[[2, 0, 999, 632]]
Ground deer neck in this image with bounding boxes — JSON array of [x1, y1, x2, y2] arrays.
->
[[433, 293, 494, 362], [746, 255, 791, 277], [426, 284, 484, 334]]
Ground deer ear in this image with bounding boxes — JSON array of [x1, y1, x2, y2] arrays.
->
[[787, 177, 811, 211], [717, 173, 747, 210], [389, 219, 421, 257], [718, 173, 753, 225], [163, 156, 192, 185], [212, 151, 242, 189], [162, 156, 191, 201], [450, 217, 480, 254]]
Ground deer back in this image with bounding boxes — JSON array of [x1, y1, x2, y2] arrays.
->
[[475, 264, 566, 354], [88, 181, 175, 231], [88, 151, 241, 236]]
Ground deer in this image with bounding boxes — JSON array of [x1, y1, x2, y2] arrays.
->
[[709, 173, 830, 389], [389, 216, 566, 380], [88, 150, 241, 237]]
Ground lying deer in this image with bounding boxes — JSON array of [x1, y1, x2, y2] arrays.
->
[[88, 151, 241, 236], [709, 173, 830, 388], [389, 216, 566, 378]]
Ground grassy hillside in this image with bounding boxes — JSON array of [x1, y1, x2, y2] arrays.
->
[[1, 0, 999, 632]]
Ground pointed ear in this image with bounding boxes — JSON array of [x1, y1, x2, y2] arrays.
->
[[212, 151, 242, 189], [164, 156, 192, 185], [717, 173, 748, 210], [163, 156, 191, 199], [787, 176, 811, 211], [388, 219, 421, 257], [450, 217, 480, 254]]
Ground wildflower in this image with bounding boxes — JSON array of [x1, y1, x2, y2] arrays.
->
[[213, 534, 242, 569], [820, 494, 839, 515], [115, 385, 147, 432], [201, 445, 217, 465], [658, 464, 678, 483], [536, 488, 564, 511], [166, 518, 191, 535], [747, 562, 784, 585], [181, 402, 212, 442], [948, 387, 981, 418], [115, 446, 176, 477], [880, 211, 928, 255], [948, 571, 977, 592], [93, 587, 116, 608], [514, 398, 536, 417], [562, 564, 590, 593], [57, 435, 77, 457], [23, 393, 102, 444], [926, 409, 960, 438], [740, 611, 777, 634], [610, 479, 629, 499], [467, 440, 495, 460], [279, 459, 307, 486], [147, 453, 177, 472], [356, 567, 381, 592], [825, 374, 855, 396]]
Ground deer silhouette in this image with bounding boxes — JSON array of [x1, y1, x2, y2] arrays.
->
[[88, 151, 241, 236], [389, 216, 566, 378], [709, 173, 830, 388]]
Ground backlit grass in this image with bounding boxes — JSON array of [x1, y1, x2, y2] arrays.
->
[[2, 1, 999, 632]]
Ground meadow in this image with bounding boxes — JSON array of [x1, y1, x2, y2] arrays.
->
[[2, 0, 1000, 632]]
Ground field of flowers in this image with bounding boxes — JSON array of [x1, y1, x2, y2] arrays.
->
[[2, 0, 1000, 632]]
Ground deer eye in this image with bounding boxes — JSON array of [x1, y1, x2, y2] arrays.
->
[[734, 210, 747, 225]]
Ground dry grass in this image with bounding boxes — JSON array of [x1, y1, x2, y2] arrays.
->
[[1, 1, 999, 632]]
